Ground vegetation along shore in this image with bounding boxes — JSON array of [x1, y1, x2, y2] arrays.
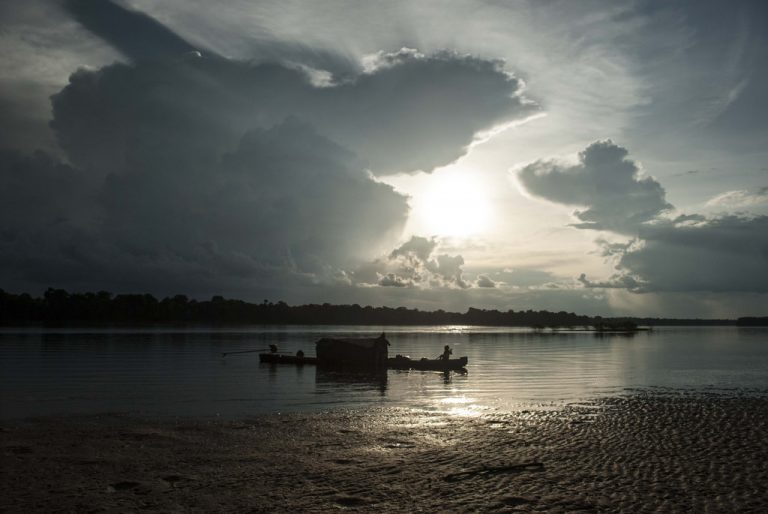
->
[[1, 288, 766, 327]]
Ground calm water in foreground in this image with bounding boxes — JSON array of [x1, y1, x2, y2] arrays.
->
[[1, 326, 767, 419]]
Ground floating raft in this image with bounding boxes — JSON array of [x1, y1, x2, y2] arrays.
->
[[258, 353, 468, 371]]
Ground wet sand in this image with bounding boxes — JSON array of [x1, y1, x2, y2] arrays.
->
[[2, 391, 767, 512]]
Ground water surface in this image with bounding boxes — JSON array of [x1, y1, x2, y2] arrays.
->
[[1, 325, 766, 419]]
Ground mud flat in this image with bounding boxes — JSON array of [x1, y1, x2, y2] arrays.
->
[[2, 391, 767, 512]]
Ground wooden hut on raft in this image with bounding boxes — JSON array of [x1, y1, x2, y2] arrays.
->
[[315, 332, 390, 370]]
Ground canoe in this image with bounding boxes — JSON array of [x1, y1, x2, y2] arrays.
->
[[259, 353, 318, 365], [387, 355, 468, 371]]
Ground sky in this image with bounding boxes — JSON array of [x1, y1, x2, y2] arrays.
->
[[0, 0, 766, 317]]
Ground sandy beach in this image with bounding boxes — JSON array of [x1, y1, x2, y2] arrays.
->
[[2, 391, 767, 512]]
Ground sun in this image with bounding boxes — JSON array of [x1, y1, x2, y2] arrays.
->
[[415, 170, 492, 237]]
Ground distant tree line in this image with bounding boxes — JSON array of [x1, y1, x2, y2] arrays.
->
[[0, 288, 765, 327]]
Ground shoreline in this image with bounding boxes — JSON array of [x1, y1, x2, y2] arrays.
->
[[3, 391, 768, 512]]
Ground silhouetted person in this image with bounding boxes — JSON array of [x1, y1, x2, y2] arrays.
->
[[269, 344, 278, 353], [296, 349, 305, 359], [439, 345, 452, 360]]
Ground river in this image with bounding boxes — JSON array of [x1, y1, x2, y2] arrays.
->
[[1, 325, 766, 419]]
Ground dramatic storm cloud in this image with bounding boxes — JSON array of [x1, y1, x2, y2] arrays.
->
[[0, 121, 408, 294], [51, 49, 534, 177], [517, 140, 672, 234], [0, 1, 536, 297], [2, 0, 766, 316], [99, 118, 408, 271], [0, 150, 94, 290], [520, 141, 768, 294], [55, 1, 536, 178]]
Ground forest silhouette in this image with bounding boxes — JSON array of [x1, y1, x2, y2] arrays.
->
[[0, 288, 765, 327]]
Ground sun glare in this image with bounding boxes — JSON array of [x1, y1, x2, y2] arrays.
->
[[416, 170, 492, 237]]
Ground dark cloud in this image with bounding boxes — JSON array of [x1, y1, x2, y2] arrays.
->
[[0, 120, 408, 295], [581, 214, 768, 293], [521, 140, 768, 294], [0, 85, 59, 153], [51, 50, 534, 177], [63, 0, 209, 61], [335, 48, 536, 174], [611, 215, 768, 293], [517, 140, 672, 234], [0, 149, 104, 292], [0, 2, 540, 296], [99, 118, 408, 272], [0, 150, 88, 231]]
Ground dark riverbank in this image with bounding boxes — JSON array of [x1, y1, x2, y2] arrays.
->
[[3, 391, 767, 512], [2, 288, 765, 327]]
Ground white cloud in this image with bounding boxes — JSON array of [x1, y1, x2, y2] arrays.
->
[[705, 187, 768, 209], [358, 236, 470, 289], [476, 274, 496, 288]]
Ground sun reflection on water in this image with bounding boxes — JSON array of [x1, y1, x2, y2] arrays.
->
[[437, 396, 485, 417]]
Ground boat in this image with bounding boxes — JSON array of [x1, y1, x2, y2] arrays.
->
[[259, 352, 469, 371], [259, 333, 467, 371], [259, 353, 317, 365], [387, 354, 468, 371]]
